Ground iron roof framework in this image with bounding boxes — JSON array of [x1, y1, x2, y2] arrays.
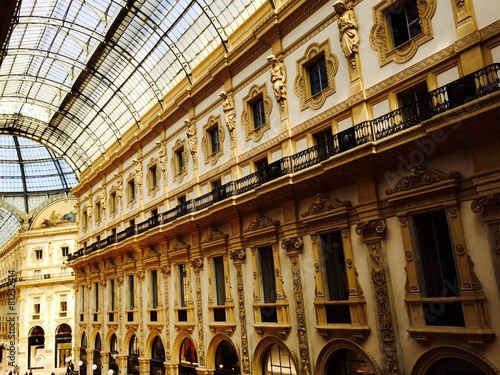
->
[[0, 0, 266, 176]]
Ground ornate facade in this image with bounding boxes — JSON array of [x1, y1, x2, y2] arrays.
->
[[67, 0, 500, 374], [0, 198, 77, 375]]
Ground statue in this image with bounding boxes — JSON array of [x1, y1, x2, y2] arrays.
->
[[114, 173, 123, 199], [333, 0, 359, 69], [185, 119, 197, 159], [133, 159, 143, 191], [156, 141, 167, 175], [267, 55, 287, 109], [98, 185, 106, 210], [219, 91, 236, 140]]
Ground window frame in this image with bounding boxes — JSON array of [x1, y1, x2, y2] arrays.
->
[[387, 166, 493, 345], [172, 139, 188, 183], [242, 84, 272, 142], [202, 115, 225, 165], [370, 0, 436, 65], [294, 40, 338, 111]]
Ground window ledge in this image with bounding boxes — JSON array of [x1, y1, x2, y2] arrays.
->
[[174, 322, 195, 333], [407, 326, 495, 347], [315, 324, 371, 341], [254, 323, 291, 338], [208, 322, 237, 335]]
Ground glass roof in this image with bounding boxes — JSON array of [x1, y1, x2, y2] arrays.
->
[[0, 0, 266, 175], [0, 134, 78, 248]]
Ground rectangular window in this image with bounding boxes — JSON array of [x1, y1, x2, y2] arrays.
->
[[82, 211, 88, 228], [151, 270, 158, 309], [61, 267, 69, 277], [94, 282, 99, 312], [80, 285, 85, 312], [319, 231, 351, 324], [179, 264, 188, 308], [61, 246, 69, 257], [213, 256, 226, 306], [258, 246, 278, 322], [176, 149, 186, 172], [209, 127, 220, 154], [110, 191, 117, 212], [35, 249, 43, 260], [308, 56, 328, 96], [33, 297, 41, 314], [411, 210, 465, 327], [149, 165, 158, 188], [34, 269, 42, 280], [60, 294, 68, 316], [110, 279, 116, 311], [387, 0, 422, 48], [397, 82, 431, 124], [128, 180, 135, 201], [96, 202, 101, 221], [128, 275, 135, 309], [252, 97, 266, 130]]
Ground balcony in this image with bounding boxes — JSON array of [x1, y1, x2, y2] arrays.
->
[[67, 63, 500, 262]]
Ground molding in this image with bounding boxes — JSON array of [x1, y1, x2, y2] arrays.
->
[[370, 0, 436, 66], [241, 84, 273, 142], [202, 115, 225, 166], [386, 165, 461, 195]]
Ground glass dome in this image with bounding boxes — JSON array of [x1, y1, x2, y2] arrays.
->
[[0, 134, 78, 247]]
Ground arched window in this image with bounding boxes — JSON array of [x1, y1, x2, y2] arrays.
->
[[55, 324, 72, 368], [79, 333, 87, 375], [29, 326, 45, 369], [428, 358, 487, 375], [262, 343, 296, 375], [127, 335, 140, 375], [326, 348, 375, 375], [109, 334, 119, 373], [179, 338, 198, 375], [150, 337, 165, 375], [215, 340, 239, 375], [94, 333, 102, 372]]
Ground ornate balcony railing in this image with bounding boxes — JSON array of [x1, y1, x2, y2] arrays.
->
[[68, 63, 500, 261]]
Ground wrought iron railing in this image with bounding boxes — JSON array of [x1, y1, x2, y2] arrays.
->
[[68, 63, 500, 261]]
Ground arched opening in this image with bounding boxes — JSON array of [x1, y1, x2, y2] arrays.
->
[[150, 337, 165, 375], [127, 335, 140, 375], [109, 334, 119, 374], [179, 337, 198, 375], [261, 343, 297, 375], [28, 326, 45, 369], [80, 332, 88, 375], [325, 348, 375, 375], [55, 324, 72, 369], [214, 340, 239, 375], [93, 333, 102, 375], [427, 358, 488, 375]]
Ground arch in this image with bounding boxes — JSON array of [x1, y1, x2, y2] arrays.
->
[[315, 339, 382, 375], [149, 336, 166, 375], [55, 324, 73, 369], [206, 334, 240, 370], [251, 336, 299, 375], [126, 333, 140, 375], [411, 346, 500, 375], [28, 326, 46, 369]]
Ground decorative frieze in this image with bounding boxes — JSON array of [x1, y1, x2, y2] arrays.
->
[[385, 166, 461, 195]]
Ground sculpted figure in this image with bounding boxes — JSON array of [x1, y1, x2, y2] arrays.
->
[[219, 91, 236, 139], [133, 158, 143, 190], [185, 119, 197, 157], [333, 0, 359, 69], [267, 55, 287, 108], [156, 141, 167, 174]]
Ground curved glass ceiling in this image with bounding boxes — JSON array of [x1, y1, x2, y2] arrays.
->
[[0, 0, 266, 175], [0, 134, 78, 248], [0, 134, 77, 194]]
